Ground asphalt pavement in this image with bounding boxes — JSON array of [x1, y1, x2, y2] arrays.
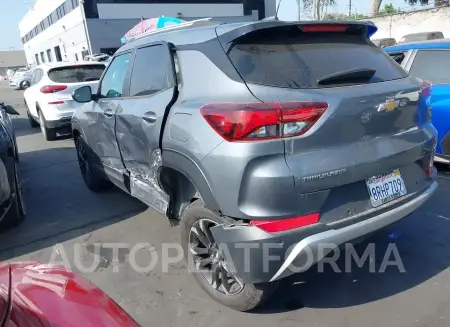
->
[[1, 81, 450, 327]]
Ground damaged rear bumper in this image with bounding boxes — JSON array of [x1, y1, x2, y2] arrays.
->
[[210, 180, 438, 284]]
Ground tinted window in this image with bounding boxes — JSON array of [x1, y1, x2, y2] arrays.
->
[[100, 53, 131, 98], [129, 45, 174, 97], [388, 52, 406, 65], [48, 64, 105, 83], [409, 50, 450, 84], [228, 27, 407, 89]]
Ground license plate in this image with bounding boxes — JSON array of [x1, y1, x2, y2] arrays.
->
[[366, 169, 407, 208]]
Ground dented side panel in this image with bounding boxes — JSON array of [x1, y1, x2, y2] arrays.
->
[[114, 88, 174, 215]]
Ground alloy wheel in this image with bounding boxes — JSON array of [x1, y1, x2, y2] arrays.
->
[[189, 219, 244, 295]]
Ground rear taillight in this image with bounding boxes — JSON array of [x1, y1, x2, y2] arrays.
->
[[301, 24, 349, 33], [40, 85, 67, 93], [249, 213, 320, 233], [200, 102, 328, 142]]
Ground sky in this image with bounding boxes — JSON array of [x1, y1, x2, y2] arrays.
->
[[1, 0, 427, 51]]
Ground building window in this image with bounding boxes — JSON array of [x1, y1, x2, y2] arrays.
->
[[48, 15, 53, 26], [75, 53, 79, 61], [40, 21, 45, 31], [34, 26, 39, 35], [71, 0, 79, 9], [40, 52, 46, 63], [54, 46, 63, 62], [35, 54, 40, 65], [47, 49, 53, 62]]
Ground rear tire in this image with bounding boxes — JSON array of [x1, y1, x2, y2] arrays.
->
[[180, 200, 278, 311], [0, 162, 25, 230], [75, 135, 111, 192], [38, 110, 56, 141]]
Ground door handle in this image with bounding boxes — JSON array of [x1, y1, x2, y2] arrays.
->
[[104, 109, 114, 117], [142, 111, 157, 124]]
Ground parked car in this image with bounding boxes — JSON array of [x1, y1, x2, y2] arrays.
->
[[371, 37, 397, 48], [23, 62, 106, 141], [399, 31, 444, 44], [0, 103, 24, 230], [9, 70, 32, 90], [71, 19, 438, 311], [0, 262, 139, 326], [384, 39, 450, 165]]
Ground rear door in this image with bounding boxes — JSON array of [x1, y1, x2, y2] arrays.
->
[[407, 49, 450, 156], [115, 42, 176, 213], [221, 23, 433, 193], [46, 64, 106, 115]]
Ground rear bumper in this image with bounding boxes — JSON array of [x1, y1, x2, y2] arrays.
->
[[42, 107, 74, 129], [210, 180, 438, 284]]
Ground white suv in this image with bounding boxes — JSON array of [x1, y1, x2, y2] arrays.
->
[[24, 62, 106, 140]]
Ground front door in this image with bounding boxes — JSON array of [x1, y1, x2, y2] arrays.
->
[[90, 52, 132, 182], [115, 42, 176, 213]]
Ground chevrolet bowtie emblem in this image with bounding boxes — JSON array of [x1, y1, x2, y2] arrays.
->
[[377, 99, 399, 112]]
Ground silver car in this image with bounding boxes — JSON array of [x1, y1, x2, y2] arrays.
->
[[71, 19, 438, 311], [9, 69, 32, 90]]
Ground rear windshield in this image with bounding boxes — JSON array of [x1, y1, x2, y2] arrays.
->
[[227, 27, 408, 89], [48, 64, 105, 83]]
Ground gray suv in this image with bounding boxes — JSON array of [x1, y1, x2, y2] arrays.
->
[[71, 19, 438, 311]]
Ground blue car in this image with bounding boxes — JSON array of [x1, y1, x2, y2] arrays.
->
[[384, 39, 450, 165]]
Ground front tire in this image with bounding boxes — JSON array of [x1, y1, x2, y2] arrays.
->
[[75, 136, 111, 192], [38, 110, 57, 141], [20, 81, 30, 90], [0, 162, 25, 230], [180, 200, 278, 311]]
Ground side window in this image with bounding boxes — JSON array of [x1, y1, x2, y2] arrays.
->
[[30, 70, 38, 84], [388, 51, 406, 65], [100, 53, 131, 98], [129, 45, 174, 97], [35, 69, 43, 84], [409, 50, 450, 84]]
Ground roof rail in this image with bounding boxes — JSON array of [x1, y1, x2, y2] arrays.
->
[[127, 18, 217, 43]]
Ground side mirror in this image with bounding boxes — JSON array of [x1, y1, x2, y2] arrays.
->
[[72, 86, 93, 103], [3, 105, 20, 115]]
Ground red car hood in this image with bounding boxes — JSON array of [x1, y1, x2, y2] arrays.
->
[[0, 262, 139, 327]]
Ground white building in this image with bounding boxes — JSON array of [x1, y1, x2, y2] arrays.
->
[[19, 0, 277, 66]]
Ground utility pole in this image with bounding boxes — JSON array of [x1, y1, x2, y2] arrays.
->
[[348, 0, 352, 16]]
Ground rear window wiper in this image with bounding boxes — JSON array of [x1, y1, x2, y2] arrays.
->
[[317, 68, 376, 86]]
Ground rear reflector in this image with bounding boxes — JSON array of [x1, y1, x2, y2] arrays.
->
[[40, 85, 67, 94], [301, 24, 349, 33], [249, 213, 320, 233], [200, 102, 328, 142], [48, 101, 64, 105]]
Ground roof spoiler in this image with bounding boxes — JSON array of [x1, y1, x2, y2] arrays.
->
[[216, 20, 378, 53]]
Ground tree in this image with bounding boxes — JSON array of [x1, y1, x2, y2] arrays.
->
[[297, 0, 336, 19], [371, 0, 430, 17]]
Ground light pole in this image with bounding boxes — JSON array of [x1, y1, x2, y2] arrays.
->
[[79, 0, 93, 56]]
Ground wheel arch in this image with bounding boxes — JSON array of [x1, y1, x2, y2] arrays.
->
[[159, 150, 221, 220]]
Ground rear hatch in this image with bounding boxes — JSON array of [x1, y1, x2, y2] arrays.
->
[[217, 22, 436, 215], [46, 63, 105, 113]]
